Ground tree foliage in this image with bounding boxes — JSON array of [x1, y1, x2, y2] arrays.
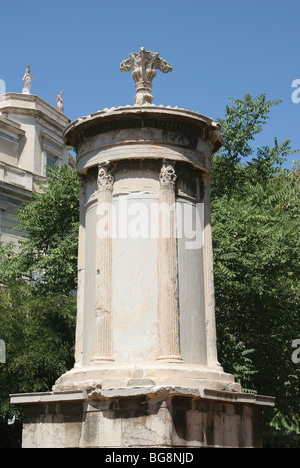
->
[[0, 165, 78, 446], [13, 164, 80, 295], [0, 279, 76, 446], [211, 93, 282, 200], [212, 94, 300, 432]]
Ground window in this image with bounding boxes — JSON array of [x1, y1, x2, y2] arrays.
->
[[45, 152, 57, 175]]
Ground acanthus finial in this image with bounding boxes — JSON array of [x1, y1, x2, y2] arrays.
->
[[120, 47, 172, 106]]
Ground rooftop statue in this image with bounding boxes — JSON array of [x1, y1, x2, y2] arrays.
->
[[120, 47, 172, 106], [22, 66, 34, 94], [56, 91, 64, 113]]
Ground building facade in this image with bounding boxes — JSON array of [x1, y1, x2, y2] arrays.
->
[[0, 92, 73, 247]]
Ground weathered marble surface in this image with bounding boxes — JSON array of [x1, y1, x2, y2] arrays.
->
[[52, 104, 230, 392]]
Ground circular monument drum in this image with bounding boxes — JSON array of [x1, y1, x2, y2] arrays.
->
[[53, 49, 241, 393]]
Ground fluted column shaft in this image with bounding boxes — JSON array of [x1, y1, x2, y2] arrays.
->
[[157, 162, 182, 362], [74, 177, 86, 367], [202, 175, 222, 369], [91, 164, 114, 363]]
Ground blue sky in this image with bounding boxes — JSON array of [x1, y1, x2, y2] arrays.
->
[[1, 0, 299, 167]]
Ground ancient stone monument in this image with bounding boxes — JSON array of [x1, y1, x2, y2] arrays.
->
[[11, 49, 274, 448]]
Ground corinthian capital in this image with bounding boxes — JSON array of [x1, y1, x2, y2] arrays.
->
[[159, 162, 177, 190], [97, 165, 114, 192]]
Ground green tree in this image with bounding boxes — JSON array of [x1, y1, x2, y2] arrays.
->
[[0, 165, 79, 446], [0, 278, 76, 447], [212, 94, 300, 433], [211, 93, 282, 200], [13, 164, 80, 295]]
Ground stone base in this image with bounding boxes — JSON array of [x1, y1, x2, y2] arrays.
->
[[52, 362, 242, 393], [11, 386, 274, 448]]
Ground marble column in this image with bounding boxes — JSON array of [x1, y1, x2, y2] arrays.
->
[[202, 174, 222, 369], [74, 176, 86, 367], [157, 162, 182, 362], [91, 164, 114, 363]]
